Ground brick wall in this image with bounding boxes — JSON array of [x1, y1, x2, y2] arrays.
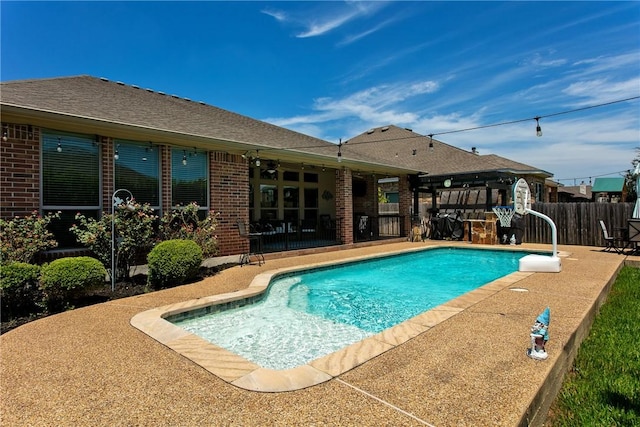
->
[[100, 136, 113, 211], [352, 175, 377, 217], [210, 152, 249, 256], [335, 168, 353, 244], [398, 174, 413, 234], [161, 145, 172, 213], [0, 123, 40, 218]]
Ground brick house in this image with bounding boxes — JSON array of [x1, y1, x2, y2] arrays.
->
[[1, 76, 552, 257]]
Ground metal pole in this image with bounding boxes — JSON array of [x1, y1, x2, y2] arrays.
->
[[112, 148, 116, 292], [111, 199, 115, 291], [111, 188, 134, 292]]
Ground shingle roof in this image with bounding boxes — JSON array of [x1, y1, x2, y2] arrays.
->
[[480, 154, 552, 176], [1, 75, 333, 152], [345, 125, 551, 178], [558, 185, 592, 199]]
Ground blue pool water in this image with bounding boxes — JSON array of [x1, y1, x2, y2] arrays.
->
[[172, 247, 528, 370]]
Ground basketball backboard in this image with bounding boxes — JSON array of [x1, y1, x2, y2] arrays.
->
[[513, 178, 531, 215]]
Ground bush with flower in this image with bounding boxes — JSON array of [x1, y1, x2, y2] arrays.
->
[[71, 200, 157, 283], [0, 211, 60, 264], [157, 203, 219, 258]]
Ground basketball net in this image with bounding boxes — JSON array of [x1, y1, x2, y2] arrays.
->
[[493, 206, 515, 227]]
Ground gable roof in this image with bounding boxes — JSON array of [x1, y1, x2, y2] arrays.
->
[[345, 125, 552, 179], [558, 184, 592, 200], [0, 76, 417, 174], [591, 177, 625, 193], [1, 75, 329, 150], [479, 154, 552, 176]]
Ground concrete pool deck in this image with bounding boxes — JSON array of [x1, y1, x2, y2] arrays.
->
[[2, 241, 638, 426]]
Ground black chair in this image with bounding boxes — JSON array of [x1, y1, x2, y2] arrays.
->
[[356, 215, 369, 240], [627, 219, 640, 255], [319, 214, 336, 241], [598, 220, 624, 254], [237, 220, 264, 266]]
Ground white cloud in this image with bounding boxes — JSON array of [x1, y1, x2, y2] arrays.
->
[[264, 79, 439, 131], [524, 52, 568, 68], [261, 9, 287, 22], [562, 77, 640, 106], [573, 52, 640, 76], [262, 1, 390, 39], [296, 12, 358, 38]]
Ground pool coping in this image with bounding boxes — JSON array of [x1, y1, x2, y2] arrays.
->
[[130, 245, 559, 392]]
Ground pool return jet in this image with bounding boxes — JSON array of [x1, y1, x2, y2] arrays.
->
[[513, 178, 562, 273]]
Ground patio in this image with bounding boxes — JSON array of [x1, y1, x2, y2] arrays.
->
[[1, 241, 638, 426]]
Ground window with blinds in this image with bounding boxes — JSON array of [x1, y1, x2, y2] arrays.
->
[[114, 140, 160, 208], [171, 148, 208, 208], [42, 131, 100, 207], [42, 131, 101, 247]]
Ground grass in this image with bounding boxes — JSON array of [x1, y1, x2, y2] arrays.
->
[[546, 266, 640, 426]]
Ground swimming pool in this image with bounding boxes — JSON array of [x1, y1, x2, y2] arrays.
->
[[168, 247, 529, 370]]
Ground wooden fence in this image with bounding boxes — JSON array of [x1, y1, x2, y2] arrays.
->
[[523, 202, 635, 247]]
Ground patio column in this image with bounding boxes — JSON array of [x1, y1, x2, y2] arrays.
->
[[485, 186, 493, 212], [399, 174, 413, 236], [160, 145, 172, 215], [335, 168, 353, 244], [210, 152, 250, 256]]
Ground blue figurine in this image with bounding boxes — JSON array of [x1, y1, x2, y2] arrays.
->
[[528, 307, 550, 360]]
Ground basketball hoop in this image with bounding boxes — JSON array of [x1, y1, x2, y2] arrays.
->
[[493, 206, 515, 227]]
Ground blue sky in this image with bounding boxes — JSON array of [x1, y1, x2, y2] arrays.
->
[[2, 1, 639, 185]]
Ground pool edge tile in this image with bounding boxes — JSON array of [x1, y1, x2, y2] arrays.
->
[[309, 337, 394, 377], [232, 365, 332, 392], [375, 319, 429, 347], [167, 334, 261, 383], [409, 306, 464, 328]]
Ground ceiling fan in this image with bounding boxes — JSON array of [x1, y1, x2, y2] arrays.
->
[[265, 160, 279, 174]]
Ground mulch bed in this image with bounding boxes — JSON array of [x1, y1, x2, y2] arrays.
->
[[1, 265, 233, 335], [1, 277, 147, 335]]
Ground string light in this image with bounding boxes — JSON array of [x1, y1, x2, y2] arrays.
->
[[337, 138, 346, 162], [142, 142, 152, 161], [535, 117, 542, 137], [555, 169, 630, 183], [236, 95, 640, 160], [182, 150, 187, 166], [57, 138, 62, 153]]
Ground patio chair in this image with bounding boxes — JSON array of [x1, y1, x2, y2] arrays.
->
[[237, 220, 265, 266], [319, 214, 336, 240], [627, 219, 640, 255], [598, 220, 623, 254], [357, 215, 369, 240]]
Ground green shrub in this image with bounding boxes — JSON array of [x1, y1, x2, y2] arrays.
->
[[40, 256, 106, 310], [0, 262, 42, 321], [147, 239, 203, 289], [158, 203, 219, 257], [71, 201, 157, 283], [0, 211, 60, 263]]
